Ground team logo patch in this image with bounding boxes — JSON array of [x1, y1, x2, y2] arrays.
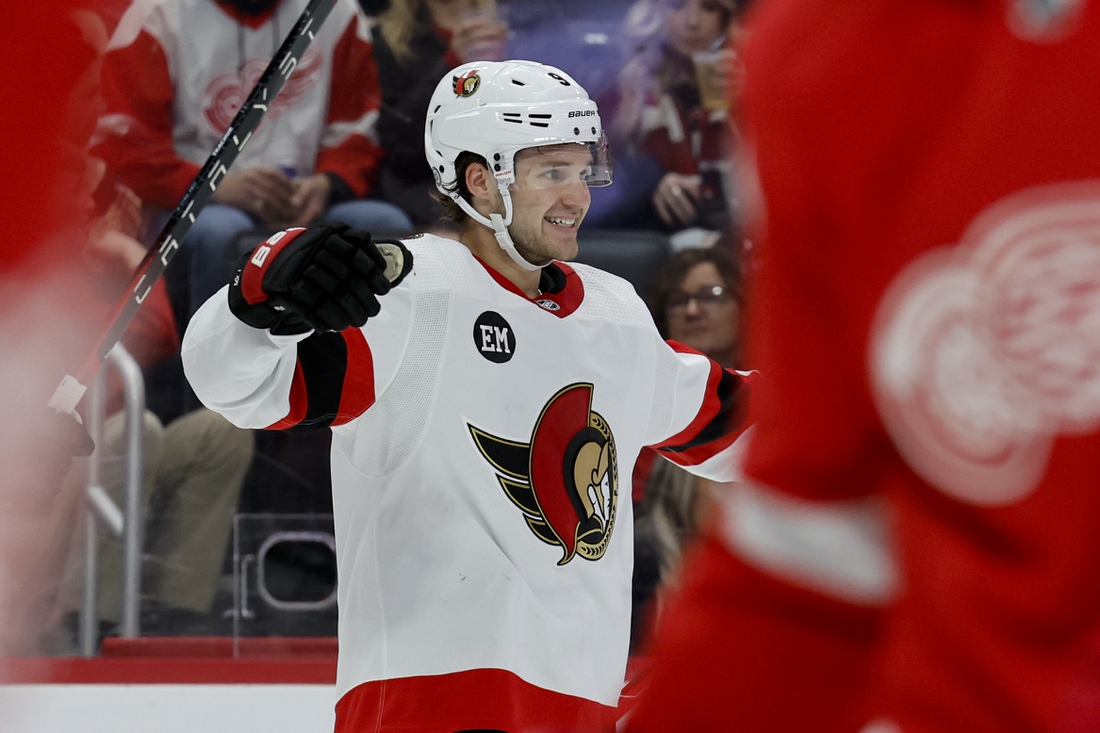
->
[[871, 181, 1100, 506], [202, 49, 322, 135], [469, 383, 618, 565], [535, 298, 560, 312], [453, 70, 481, 97], [473, 311, 515, 363]]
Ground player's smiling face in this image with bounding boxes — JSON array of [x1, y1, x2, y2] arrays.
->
[[505, 144, 593, 265]]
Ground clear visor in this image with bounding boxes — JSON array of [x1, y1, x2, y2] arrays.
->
[[507, 134, 614, 193]]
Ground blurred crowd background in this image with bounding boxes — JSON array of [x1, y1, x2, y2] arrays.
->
[[0, 0, 750, 653], [4, 2, 1100, 733]]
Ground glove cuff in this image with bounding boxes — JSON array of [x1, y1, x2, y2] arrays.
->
[[228, 241, 313, 335], [236, 228, 309, 306]]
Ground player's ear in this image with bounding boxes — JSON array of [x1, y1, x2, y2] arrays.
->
[[465, 160, 497, 212]]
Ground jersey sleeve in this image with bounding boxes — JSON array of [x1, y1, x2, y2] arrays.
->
[[181, 279, 413, 431], [645, 338, 754, 483], [315, 6, 385, 198]]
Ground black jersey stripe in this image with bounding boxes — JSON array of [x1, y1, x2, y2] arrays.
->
[[283, 331, 349, 432], [658, 368, 748, 456]]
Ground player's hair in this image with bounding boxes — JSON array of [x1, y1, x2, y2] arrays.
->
[[430, 151, 487, 224]]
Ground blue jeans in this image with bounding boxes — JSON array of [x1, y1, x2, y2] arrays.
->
[[178, 200, 413, 325], [323, 199, 414, 235]]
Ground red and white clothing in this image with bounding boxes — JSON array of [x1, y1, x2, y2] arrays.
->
[[92, 0, 385, 209], [637, 96, 727, 187], [632, 1, 1100, 732], [601, 53, 732, 225], [182, 233, 752, 732]]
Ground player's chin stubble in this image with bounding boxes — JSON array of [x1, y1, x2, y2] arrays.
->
[[509, 219, 579, 265]]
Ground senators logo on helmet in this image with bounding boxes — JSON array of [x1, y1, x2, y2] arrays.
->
[[453, 70, 481, 97], [470, 383, 618, 565]]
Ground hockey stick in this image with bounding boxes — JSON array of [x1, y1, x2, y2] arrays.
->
[[48, 0, 340, 415]]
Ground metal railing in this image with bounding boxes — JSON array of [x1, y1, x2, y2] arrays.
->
[[79, 344, 145, 656]]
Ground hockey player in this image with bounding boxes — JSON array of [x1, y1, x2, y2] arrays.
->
[[181, 60, 752, 733], [627, 2, 1100, 733]]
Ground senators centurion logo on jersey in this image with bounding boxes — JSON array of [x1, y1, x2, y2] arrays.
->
[[469, 383, 618, 565], [453, 70, 481, 97]]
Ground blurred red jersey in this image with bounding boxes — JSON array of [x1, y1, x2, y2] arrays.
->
[[738, 1, 1100, 732]]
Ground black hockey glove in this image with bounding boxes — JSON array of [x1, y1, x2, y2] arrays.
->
[[228, 223, 412, 334]]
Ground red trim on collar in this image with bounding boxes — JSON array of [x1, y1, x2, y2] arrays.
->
[[215, 0, 279, 30], [473, 257, 585, 319]]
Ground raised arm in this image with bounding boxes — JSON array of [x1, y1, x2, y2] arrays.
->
[[647, 339, 755, 483], [182, 224, 411, 429]]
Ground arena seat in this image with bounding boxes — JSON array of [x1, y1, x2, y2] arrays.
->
[[575, 228, 672, 295]]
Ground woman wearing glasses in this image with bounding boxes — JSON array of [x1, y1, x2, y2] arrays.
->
[[648, 246, 742, 367], [629, 245, 743, 652]]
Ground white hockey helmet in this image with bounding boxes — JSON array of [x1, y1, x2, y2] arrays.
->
[[424, 59, 613, 270]]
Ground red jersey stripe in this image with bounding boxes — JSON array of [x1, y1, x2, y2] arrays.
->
[[335, 668, 616, 733], [265, 360, 309, 430], [333, 327, 375, 426], [653, 343, 724, 451], [660, 427, 743, 468], [317, 14, 385, 197], [474, 257, 586, 318], [93, 29, 201, 209]]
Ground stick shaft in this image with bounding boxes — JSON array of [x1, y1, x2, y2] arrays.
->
[[49, 0, 339, 414]]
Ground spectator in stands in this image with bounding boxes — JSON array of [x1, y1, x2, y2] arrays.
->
[[647, 245, 742, 367], [588, 0, 746, 237], [92, 0, 414, 327], [631, 245, 744, 649], [371, 0, 508, 228]]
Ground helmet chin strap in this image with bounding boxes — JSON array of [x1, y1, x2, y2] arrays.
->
[[453, 183, 542, 273], [489, 212, 542, 272]]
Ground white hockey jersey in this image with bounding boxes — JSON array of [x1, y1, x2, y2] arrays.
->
[[182, 233, 751, 732]]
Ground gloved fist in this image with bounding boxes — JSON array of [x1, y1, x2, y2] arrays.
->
[[228, 223, 411, 334]]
